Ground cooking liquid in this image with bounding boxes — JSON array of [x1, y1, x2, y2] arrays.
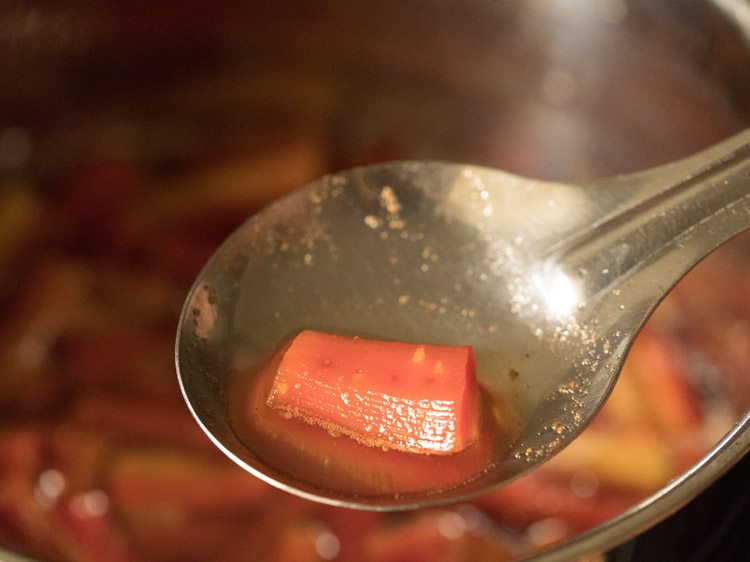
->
[[227, 335, 522, 499]]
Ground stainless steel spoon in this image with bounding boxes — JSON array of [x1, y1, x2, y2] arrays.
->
[[176, 128, 749, 510]]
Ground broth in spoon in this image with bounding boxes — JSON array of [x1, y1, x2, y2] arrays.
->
[[177, 130, 749, 509]]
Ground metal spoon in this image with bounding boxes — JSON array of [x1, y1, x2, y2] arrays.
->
[[176, 129, 749, 510]]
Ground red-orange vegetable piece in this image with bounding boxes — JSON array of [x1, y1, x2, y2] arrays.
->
[[266, 330, 480, 455]]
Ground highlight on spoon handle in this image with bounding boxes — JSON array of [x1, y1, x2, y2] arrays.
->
[[549, 128, 750, 309]]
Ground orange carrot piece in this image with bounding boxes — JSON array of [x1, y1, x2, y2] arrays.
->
[[266, 330, 480, 455]]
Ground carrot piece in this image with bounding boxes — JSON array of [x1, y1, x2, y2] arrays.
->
[[239, 360, 494, 495], [266, 330, 480, 455]]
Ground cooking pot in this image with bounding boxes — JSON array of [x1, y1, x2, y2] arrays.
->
[[1, 1, 749, 560]]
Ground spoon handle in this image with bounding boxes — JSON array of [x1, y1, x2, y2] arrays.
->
[[551, 129, 750, 306]]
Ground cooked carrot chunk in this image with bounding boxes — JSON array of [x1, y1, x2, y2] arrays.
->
[[266, 330, 480, 455]]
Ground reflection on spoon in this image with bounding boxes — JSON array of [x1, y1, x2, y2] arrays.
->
[[176, 129, 749, 510]]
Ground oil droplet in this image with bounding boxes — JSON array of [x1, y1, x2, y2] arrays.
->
[[364, 215, 381, 229], [380, 186, 402, 214], [550, 422, 565, 435]]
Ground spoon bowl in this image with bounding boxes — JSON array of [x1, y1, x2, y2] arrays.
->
[[177, 129, 750, 510]]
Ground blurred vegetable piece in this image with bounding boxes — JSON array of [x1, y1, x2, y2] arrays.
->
[[0, 185, 45, 290], [619, 332, 702, 438], [125, 514, 263, 562], [149, 133, 328, 223], [536, 429, 676, 492], [46, 426, 110, 496], [0, 262, 91, 412], [109, 448, 269, 516], [53, 158, 143, 254], [55, 498, 130, 562], [477, 475, 637, 537], [267, 330, 480, 455], [69, 395, 212, 451], [363, 510, 515, 562], [0, 429, 53, 557]]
